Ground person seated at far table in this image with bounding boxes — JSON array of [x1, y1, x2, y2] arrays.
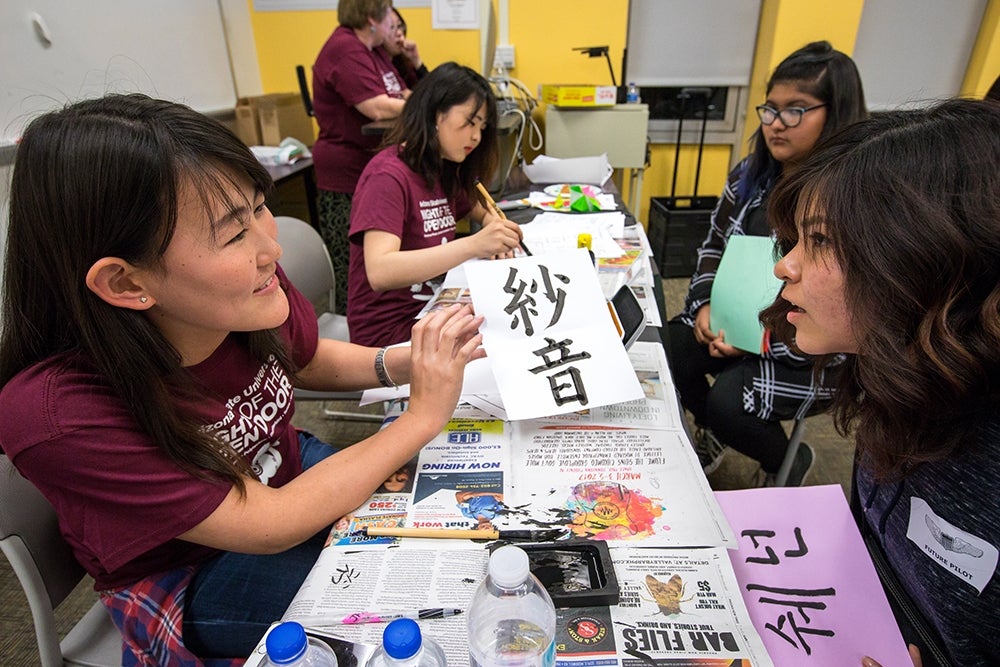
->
[[347, 61, 524, 347], [385, 7, 428, 89], [762, 98, 1000, 667], [665, 41, 867, 487]]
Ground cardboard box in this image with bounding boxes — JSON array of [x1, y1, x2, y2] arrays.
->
[[234, 93, 315, 147], [541, 84, 617, 107]]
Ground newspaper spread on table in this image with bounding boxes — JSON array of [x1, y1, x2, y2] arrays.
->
[[244, 300, 772, 664], [266, 547, 772, 667], [327, 344, 732, 551]]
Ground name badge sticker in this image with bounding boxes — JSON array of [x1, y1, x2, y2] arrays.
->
[[906, 497, 997, 593]]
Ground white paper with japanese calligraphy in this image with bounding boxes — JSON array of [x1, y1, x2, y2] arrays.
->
[[715, 485, 911, 666], [465, 249, 644, 421], [531, 341, 684, 431]]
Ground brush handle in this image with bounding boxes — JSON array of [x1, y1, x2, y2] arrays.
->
[[366, 526, 499, 540]]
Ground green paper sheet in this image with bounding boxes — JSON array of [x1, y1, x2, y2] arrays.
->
[[709, 235, 783, 353]]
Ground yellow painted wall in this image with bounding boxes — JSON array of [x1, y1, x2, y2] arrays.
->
[[246, 0, 999, 224], [962, 0, 1000, 96]]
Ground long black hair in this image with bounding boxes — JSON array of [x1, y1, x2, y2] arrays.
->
[[385, 61, 499, 202], [739, 41, 867, 201], [1, 94, 292, 492]]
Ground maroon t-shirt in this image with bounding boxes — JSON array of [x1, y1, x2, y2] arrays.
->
[[311, 26, 407, 193], [0, 267, 318, 590], [347, 147, 472, 347]]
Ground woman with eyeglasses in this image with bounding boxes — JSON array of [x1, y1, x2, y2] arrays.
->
[[665, 41, 867, 487], [384, 7, 428, 89]]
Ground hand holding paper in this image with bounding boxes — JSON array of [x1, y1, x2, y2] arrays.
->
[[709, 236, 783, 354]]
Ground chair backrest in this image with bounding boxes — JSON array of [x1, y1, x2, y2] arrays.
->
[[275, 215, 337, 315], [295, 64, 315, 117], [0, 455, 83, 611], [1, 454, 121, 666]]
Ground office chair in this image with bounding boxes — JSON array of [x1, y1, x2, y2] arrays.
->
[[0, 455, 122, 667], [295, 65, 315, 117], [274, 215, 384, 422]]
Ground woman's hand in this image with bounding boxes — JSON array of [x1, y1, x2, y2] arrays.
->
[[402, 38, 422, 69], [406, 303, 485, 428], [695, 305, 744, 358], [472, 210, 523, 260], [693, 305, 717, 346], [862, 644, 923, 667], [708, 332, 744, 358]]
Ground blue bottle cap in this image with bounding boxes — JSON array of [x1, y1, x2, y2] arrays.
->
[[382, 618, 421, 659], [265, 621, 308, 664]]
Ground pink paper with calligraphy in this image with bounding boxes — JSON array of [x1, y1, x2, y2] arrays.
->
[[465, 249, 643, 420], [715, 485, 911, 667]]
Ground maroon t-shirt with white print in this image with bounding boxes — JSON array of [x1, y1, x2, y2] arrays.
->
[[346, 146, 472, 347], [0, 267, 317, 590]]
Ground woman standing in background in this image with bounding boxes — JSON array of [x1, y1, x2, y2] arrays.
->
[[312, 0, 409, 314]]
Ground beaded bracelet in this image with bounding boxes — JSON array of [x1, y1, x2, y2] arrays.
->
[[374, 346, 397, 388]]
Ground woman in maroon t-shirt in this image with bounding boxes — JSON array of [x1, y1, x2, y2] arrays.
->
[[347, 62, 525, 347], [312, 0, 410, 315]]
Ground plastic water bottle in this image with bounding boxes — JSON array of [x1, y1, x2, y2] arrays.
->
[[264, 621, 338, 667], [368, 618, 447, 667], [626, 82, 640, 104], [467, 545, 556, 667]]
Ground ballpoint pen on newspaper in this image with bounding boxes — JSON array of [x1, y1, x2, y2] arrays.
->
[[364, 526, 565, 541], [475, 180, 532, 256], [295, 608, 463, 627]]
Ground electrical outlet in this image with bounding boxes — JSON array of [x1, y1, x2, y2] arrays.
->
[[495, 45, 515, 69]]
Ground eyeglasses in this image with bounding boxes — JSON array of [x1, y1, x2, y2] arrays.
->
[[755, 103, 827, 128]]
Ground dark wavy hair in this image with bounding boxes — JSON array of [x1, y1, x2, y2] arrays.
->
[[739, 40, 868, 201], [761, 98, 1000, 479], [384, 61, 499, 203], [1, 94, 293, 493]]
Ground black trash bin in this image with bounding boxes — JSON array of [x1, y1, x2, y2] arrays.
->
[[647, 88, 718, 279]]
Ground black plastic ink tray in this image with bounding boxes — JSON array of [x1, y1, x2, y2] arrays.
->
[[491, 539, 619, 608]]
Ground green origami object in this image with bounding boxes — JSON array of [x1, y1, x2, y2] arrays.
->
[[569, 185, 601, 212]]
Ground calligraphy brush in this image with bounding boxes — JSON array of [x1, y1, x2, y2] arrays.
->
[[363, 526, 565, 542], [475, 180, 532, 256]]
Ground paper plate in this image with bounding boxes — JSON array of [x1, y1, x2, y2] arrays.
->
[[543, 183, 603, 198]]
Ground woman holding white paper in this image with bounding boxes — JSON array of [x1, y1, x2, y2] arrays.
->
[[665, 41, 867, 486]]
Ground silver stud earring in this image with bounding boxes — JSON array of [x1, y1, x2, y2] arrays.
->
[[370, 25, 376, 33], [139, 296, 148, 303]]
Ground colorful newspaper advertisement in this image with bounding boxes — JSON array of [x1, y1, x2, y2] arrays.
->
[[333, 411, 733, 549], [505, 423, 735, 548]]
